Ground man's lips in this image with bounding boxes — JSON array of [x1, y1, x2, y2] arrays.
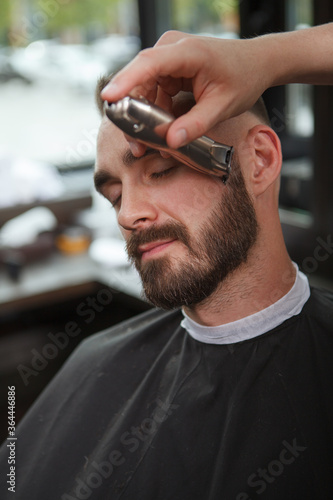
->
[[138, 239, 177, 260]]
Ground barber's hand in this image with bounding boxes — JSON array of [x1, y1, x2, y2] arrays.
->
[[102, 24, 333, 151], [101, 31, 271, 149]]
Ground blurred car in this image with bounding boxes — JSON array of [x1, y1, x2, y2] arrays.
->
[[0, 48, 31, 84], [91, 34, 140, 73], [8, 35, 140, 92]]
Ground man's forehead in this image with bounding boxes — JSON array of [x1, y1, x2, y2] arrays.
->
[[96, 100, 255, 167], [97, 116, 127, 157], [98, 115, 122, 141]]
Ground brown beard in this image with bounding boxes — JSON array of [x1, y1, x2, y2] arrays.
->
[[126, 159, 258, 309]]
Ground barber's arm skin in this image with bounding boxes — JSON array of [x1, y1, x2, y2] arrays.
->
[[101, 23, 333, 150]]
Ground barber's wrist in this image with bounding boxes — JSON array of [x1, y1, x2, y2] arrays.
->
[[246, 34, 282, 91], [258, 25, 333, 88]]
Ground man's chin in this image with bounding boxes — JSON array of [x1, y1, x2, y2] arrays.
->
[[137, 258, 185, 309], [142, 287, 184, 310], [139, 267, 213, 311], [135, 252, 178, 275]]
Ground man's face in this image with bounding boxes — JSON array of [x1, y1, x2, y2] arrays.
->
[[95, 118, 258, 309]]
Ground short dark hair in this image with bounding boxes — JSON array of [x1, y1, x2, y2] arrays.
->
[[249, 96, 271, 126], [95, 75, 271, 127], [95, 73, 113, 115]]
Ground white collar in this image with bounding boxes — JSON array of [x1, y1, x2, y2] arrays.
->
[[181, 263, 310, 345]]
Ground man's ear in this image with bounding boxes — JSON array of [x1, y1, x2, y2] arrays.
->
[[240, 124, 282, 197]]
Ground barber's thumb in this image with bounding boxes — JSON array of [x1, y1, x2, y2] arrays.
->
[[168, 128, 188, 149]]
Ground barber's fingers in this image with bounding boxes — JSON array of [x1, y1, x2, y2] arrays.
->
[[152, 86, 172, 115], [123, 133, 147, 157], [101, 30, 194, 102], [101, 41, 202, 103], [154, 30, 194, 46], [165, 95, 228, 148], [127, 140, 147, 157]]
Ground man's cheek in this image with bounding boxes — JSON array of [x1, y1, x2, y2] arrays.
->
[[171, 173, 222, 216], [172, 187, 212, 217], [119, 226, 130, 241]]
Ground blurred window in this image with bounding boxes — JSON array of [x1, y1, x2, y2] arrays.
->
[[285, 0, 313, 137], [172, 0, 240, 37], [0, 0, 139, 209]]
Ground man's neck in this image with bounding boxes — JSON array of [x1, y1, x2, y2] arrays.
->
[[183, 242, 296, 327]]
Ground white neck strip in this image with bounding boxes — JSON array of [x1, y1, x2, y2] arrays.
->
[[181, 263, 310, 345]]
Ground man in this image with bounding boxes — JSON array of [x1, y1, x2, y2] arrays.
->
[[94, 88, 293, 319], [1, 26, 333, 500]]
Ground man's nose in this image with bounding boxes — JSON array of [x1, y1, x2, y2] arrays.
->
[[117, 185, 158, 231]]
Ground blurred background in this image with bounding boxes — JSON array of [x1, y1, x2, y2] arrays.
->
[[0, 0, 333, 439]]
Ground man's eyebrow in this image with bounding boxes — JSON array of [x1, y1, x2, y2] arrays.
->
[[94, 170, 115, 194], [94, 147, 162, 193]]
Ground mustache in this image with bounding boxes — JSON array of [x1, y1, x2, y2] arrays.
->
[[126, 221, 191, 261]]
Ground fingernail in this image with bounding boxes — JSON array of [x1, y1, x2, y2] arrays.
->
[[174, 129, 187, 148], [101, 80, 119, 97]]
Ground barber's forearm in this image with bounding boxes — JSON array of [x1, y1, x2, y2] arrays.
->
[[254, 23, 333, 88]]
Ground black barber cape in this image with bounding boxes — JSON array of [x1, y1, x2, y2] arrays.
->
[[1, 287, 333, 500]]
